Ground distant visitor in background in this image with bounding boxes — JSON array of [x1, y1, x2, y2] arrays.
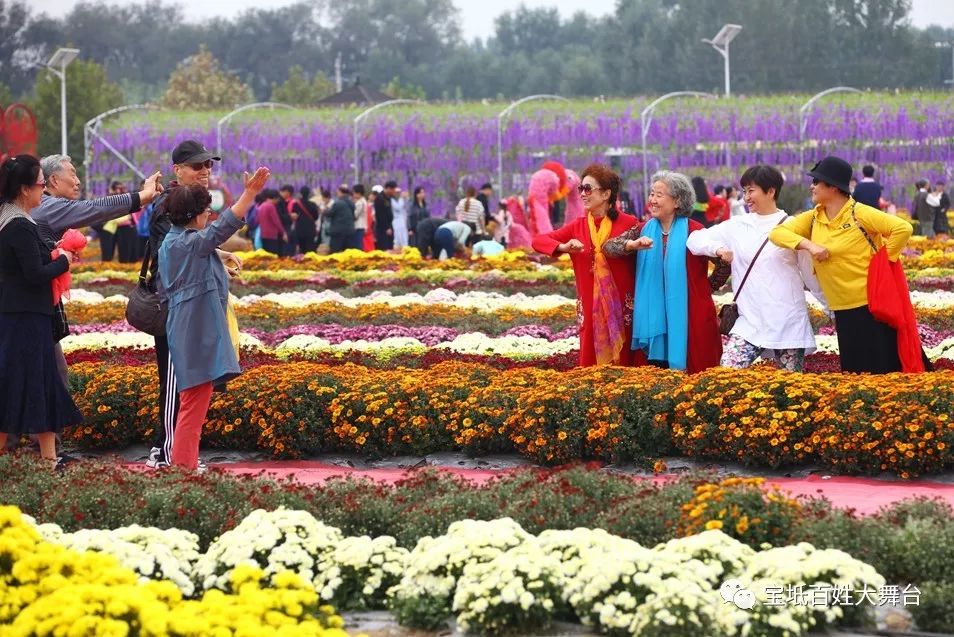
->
[[316, 188, 333, 251], [476, 182, 494, 225], [690, 176, 710, 227], [366, 186, 380, 251], [912, 179, 935, 239], [114, 181, 141, 263], [707, 184, 730, 225], [471, 220, 505, 258], [852, 165, 882, 209], [434, 219, 471, 260], [374, 181, 396, 250], [408, 186, 429, 248], [455, 185, 486, 241], [326, 184, 356, 254], [294, 186, 319, 254], [391, 186, 409, 249], [727, 185, 747, 217], [928, 180, 950, 240], [416, 216, 445, 258], [95, 180, 125, 261], [279, 185, 303, 256], [492, 201, 513, 246], [532, 163, 642, 367], [256, 189, 285, 256], [350, 184, 368, 250]]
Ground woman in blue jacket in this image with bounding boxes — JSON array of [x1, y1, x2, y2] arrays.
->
[[159, 167, 270, 470]]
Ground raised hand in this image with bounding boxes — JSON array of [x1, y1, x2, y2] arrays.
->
[[243, 167, 271, 195], [140, 171, 163, 204]]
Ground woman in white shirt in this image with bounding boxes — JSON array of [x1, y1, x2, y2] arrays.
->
[[686, 165, 827, 371]]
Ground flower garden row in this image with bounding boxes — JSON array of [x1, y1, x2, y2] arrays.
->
[[3, 459, 954, 634], [66, 361, 954, 477], [0, 505, 353, 636], [62, 289, 954, 333]]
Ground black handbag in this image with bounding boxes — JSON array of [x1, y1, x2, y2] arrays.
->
[[125, 242, 167, 336]]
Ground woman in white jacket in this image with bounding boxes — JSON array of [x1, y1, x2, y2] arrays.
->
[[686, 165, 827, 371]]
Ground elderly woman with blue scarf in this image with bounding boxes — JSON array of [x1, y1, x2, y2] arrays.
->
[[604, 170, 722, 373]]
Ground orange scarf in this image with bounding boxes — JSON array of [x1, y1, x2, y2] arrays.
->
[[587, 214, 625, 365]]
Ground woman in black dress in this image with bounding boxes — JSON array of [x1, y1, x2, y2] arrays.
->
[[0, 155, 82, 466]]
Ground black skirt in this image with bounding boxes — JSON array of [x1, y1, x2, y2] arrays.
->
[[833, 305, 932, 374], [0, 312, 83, 435]]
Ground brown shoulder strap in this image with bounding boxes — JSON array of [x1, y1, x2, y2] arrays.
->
[[732, 217, 786, 302]]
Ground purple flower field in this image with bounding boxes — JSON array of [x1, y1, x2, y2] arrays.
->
[[89, 95, 954, 215]]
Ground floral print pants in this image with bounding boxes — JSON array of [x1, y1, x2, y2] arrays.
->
[[721, 334, 805, 372]]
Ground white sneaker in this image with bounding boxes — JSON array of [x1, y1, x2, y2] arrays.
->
[[145, 449, 169, 469]]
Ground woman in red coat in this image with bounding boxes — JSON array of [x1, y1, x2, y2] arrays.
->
[[532, 164, 649, 367], [604, 170, 722, 374]]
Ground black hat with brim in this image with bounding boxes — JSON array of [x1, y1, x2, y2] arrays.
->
[[172, 139, 222, 165], [807, 156, 853, 193]]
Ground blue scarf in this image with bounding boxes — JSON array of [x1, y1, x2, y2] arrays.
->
[[632, 217, 689, 370]]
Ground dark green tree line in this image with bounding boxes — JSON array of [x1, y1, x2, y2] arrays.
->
[[2, 0, 954, 106]]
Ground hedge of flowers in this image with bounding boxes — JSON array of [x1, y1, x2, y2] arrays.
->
[[15, 504, 887, 637], [64, 361, 954, 477], [5, 458, 954, 632], [54, 236, 954, 481], [0, 505, 355, 636]]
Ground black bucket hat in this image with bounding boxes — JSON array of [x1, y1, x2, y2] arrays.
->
[[807, 156, 853, 193]]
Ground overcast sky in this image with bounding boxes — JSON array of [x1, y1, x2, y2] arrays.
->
[[32, 0, 954, 37]]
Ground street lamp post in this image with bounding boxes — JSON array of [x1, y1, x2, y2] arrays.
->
[[45, 48, 80, 156], [935, 42, 954, 86], [702, 24, 742, 97]]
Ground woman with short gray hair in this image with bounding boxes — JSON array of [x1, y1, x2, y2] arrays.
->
[[604, 170, 722, 373]]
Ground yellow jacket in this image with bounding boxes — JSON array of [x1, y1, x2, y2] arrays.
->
[[769, 199, 912, 311]]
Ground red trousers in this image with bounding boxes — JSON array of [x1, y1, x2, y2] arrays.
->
[[170, 381, 213, 470]]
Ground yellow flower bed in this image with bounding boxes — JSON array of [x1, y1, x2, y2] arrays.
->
[[0, 505, 355, 636], [66, 363, 954, 476]]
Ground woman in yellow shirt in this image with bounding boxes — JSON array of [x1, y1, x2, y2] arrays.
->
[[769, 156, 914, 373]]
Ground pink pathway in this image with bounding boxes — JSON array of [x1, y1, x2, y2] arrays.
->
[[209, 461, 954, 516]]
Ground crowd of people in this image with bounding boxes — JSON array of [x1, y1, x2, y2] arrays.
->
[[0, 136, 939, 473], [235, 178, 512, 260]]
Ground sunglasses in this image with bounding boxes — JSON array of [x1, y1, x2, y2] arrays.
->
[[577, 184, 604, 194], [34, 179, 47, 188], [186, 160, 214, 171]]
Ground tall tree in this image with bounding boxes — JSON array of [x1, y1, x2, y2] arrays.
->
[[161, 46, 254, 110]]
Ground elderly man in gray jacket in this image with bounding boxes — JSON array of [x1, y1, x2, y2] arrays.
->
[[36, 155, 162, 246]]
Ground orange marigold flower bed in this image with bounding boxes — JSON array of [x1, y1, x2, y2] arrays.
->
[[66, 363, 954, 477]]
